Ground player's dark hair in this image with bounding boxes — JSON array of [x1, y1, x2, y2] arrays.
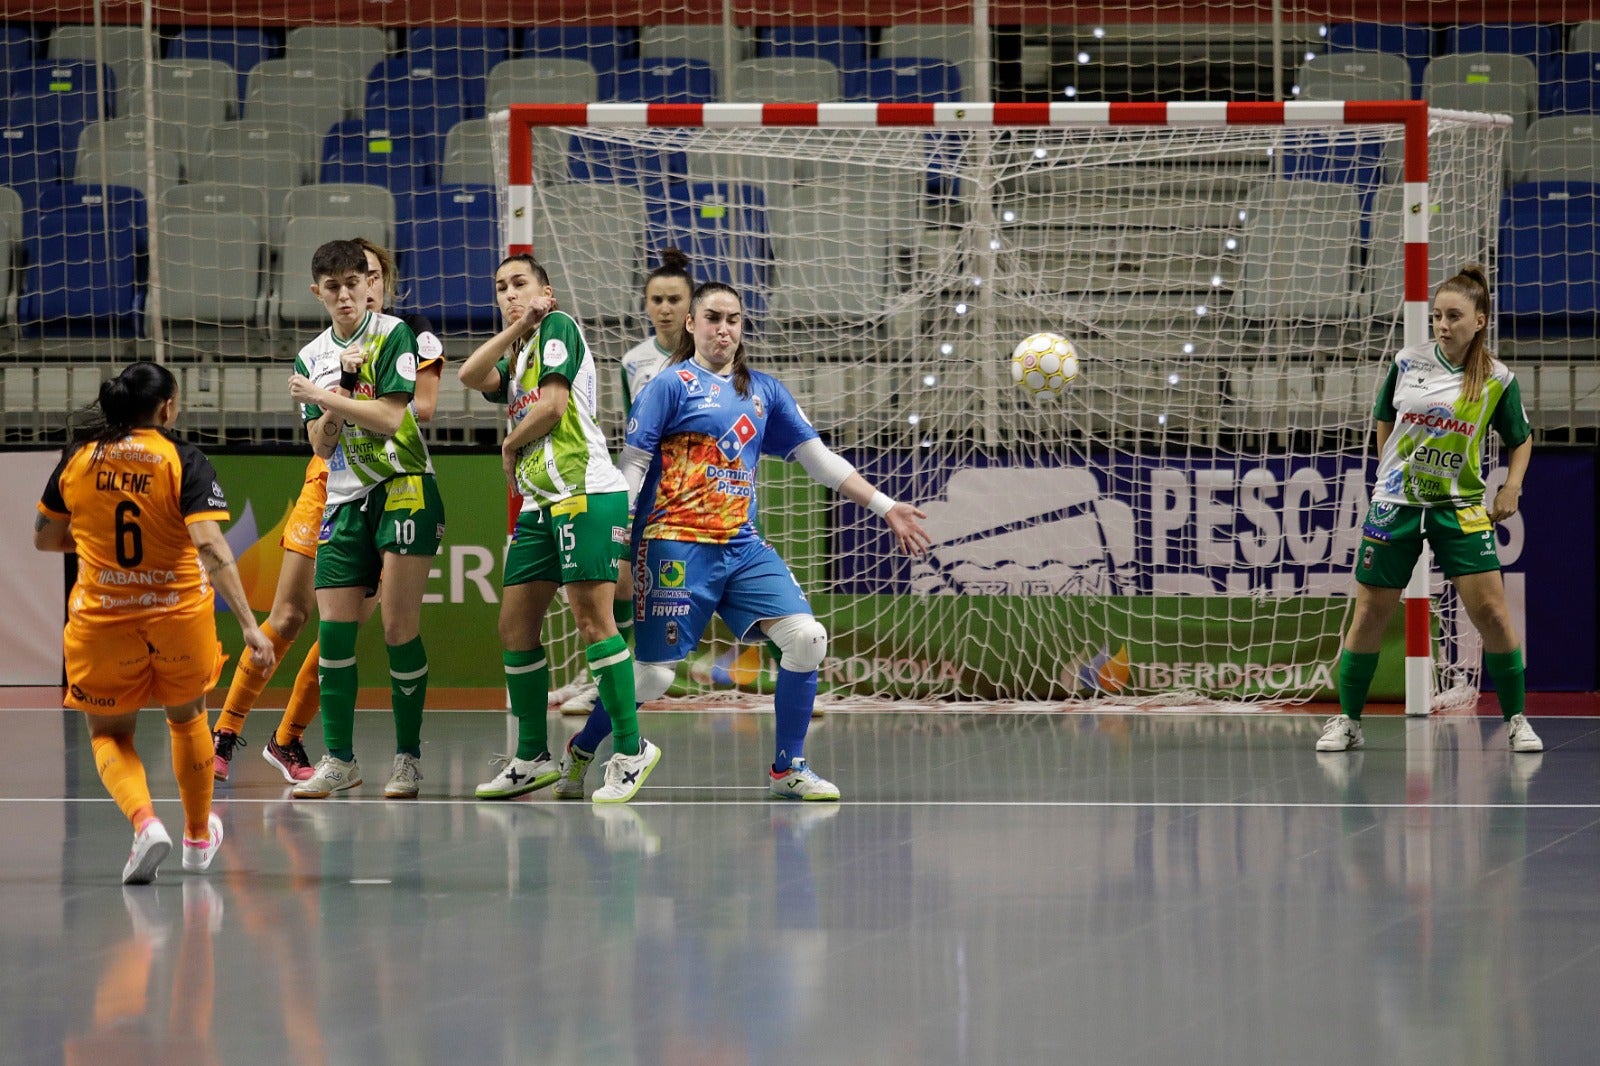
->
[[67, 361, 178, 461], [1435, 263, 1493, 401], [355, 236, 400, 307], [310, 239, 368, 282], [670, 281, 750, 398], [497, 253, 551, 290], [644, 247, 694, 295]]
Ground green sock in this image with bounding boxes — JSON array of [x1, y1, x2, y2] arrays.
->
[[589, 634, 638, 756], [613, 599, 634, 649], [318, 620, 360, 761], [505, 647, 549, 760], [1484, 648, 1526, 721], [388, 636, 428, 758], [1337, 649, 1380, 721]]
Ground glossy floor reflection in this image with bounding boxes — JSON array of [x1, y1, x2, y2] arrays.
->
[[1, 708, 1596, 1066]]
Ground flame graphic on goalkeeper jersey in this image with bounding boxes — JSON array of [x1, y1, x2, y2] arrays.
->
[[1079, 645, 1132, 693]]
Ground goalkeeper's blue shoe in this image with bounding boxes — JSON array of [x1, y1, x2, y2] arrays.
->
[[769, 758, 840, 801]]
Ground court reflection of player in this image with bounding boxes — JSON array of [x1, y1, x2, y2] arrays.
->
[[63, 881, 224, 1066]]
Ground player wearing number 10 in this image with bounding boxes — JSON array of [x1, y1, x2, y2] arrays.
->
[[34, 362, 275, 883], [287, 239, 446, 800]]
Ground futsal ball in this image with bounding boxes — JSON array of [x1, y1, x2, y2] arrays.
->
[[1010, 332, 1079, 395]]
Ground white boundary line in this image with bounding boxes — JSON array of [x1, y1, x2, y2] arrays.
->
[[3, 797, 1595, 810]]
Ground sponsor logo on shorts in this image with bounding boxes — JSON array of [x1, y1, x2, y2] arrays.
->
[[69, 684, 116, 708], [651, 603, 691, 617], [658, 560, 686, 588], [1368, 502, 1399, 527], [611, 526, 629, 544], [1361, 527, 1392, 542], [665, 620, 679, 645]]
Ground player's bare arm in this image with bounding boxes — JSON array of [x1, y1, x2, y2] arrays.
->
[[189, 520, 275, 669]]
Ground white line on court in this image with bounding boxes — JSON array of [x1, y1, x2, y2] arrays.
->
[[1, 797, 1596, 810]]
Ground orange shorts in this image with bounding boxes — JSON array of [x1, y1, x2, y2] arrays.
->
[[63, 610, 225, 715], [281, 456, 330, 560]]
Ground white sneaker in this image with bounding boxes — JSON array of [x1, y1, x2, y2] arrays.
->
[[559, 682, 600, 716], [293, 754, 362, 799], [592, 739, 661, 804], [122, 819, 172, 885], [553, 736, 596, 801], [1507, 713, 1544, 753], [476, 753, 560, 799], [121, 885, 170, 944], [384, 753, 423, 799], [182, 877, 224, 933], [768, 757, 841, 801], [182, 813, 224, 872], [1315, 715, 1364, 752]]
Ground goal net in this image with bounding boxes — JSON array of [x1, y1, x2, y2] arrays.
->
[[523, 103, 1507, 708]]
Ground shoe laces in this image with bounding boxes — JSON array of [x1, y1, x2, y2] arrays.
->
[[784, 758, 822, 783], [1321, 716, 1350, 736], [214, 731, 244, 758], [391, 754, 422, 782], [284, 738, 312, 768]]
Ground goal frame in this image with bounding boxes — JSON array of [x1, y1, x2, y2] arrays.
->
[[502, 99, 1460, 715]]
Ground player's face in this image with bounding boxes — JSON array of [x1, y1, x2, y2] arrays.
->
[[496, 262, 552, 325], [364, 250, 386, 313], [645, 276, 691, 346], [688, 290, 743, 373], [313, 269, 371, 335], [1431, 290, 1484, 361]]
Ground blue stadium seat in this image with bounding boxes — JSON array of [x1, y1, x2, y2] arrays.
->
[[397, 185, 500, 330], [7, 60, 117, 156], [406, 27, 510, 81], [0, 125, 64, 209], [1548, 53, 1600, 114], [564, 132, 687, 186], [320, 121, 436, 196], [645, 182, 770, 321], [758, 26, 869, 75], [1499, 182, 1600, 326], [0, 25, 34, 76], [20, 183, 144, 334], [518, 27, 636, 75], [1282, 134, 1389, 189], [1324, 22, 1433, 95], [844, 58, 962, 102], [165, 27, 281, 101], [364, 57, 477, 150], [1444, 22, 1560, 83], [605, 58, 718, 103]]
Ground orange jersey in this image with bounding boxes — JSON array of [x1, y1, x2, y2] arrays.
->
[[281, 454, 330, 558], [38, 428, 230, 623]]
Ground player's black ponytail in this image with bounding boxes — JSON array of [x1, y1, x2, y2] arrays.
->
[[67, 361, 178, 462], [670, 281, 751, 398]]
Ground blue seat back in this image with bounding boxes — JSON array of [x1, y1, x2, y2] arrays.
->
[[321, 120, 436, 195], [758, 27, 869, 75], [605, 58, 718, 103], [645, 181, 769, 321], [398, 184, 501, 330], [1499, 182, 1600, 321], [844, 58, 962, 102], [21, 183, 143, 333]]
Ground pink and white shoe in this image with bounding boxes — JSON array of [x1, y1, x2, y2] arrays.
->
[[182, 813, 224, 873], [122, 818, 172, 885]]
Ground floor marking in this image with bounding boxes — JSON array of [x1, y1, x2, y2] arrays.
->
[[349, 878, 393, 885], [3, 797, 1596, 811]]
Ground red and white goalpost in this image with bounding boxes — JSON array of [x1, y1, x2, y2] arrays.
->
[[493, 101, 1508, 711]]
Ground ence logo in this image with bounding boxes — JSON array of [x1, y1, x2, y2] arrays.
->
[[658, 560, 686, 589]]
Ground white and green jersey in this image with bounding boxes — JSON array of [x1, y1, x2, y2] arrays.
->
[[296, 310, 435, 507], [1371, 341, 1531, 509], [487, 310, 627, 509], [619, 335, 673, 411]]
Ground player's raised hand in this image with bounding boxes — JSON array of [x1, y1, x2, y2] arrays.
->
[[287, 373, 322, 405], [886, 502, 932, 557]]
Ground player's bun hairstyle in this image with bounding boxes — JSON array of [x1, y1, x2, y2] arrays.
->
[[355, 236, 400, 307], [67, 361, 179, 460], [645, 247, 694, 293], [1435, 263, 1493, 401], [669, 281, 752, 398], [310, 238, 368, 282]]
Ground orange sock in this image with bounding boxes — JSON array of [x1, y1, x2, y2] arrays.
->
[[275, 640, 321, 748], [217, 620, 294, 735], [91, 938, 153, 1024], [90, 733, 155, 829], [167, 715, 215, 841]]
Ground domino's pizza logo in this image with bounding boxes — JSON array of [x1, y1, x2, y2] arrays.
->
[[715, 414, 758, 460], [675, 368, 703, 397]]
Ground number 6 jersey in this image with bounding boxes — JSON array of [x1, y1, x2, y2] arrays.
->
[[37, 428, 230, 622]]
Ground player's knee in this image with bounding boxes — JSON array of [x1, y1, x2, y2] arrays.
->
[[768, 614, 828, 673], [634, 661, 676, 703], [270, 600, 310, 640]]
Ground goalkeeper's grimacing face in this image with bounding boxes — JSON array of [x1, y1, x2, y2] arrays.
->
[[688, 289, 743, 373]]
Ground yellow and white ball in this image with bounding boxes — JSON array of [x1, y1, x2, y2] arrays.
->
[[1010, 332, 1079, 395]]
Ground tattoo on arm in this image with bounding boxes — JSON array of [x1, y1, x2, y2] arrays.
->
[[197, 543, 236, 575]]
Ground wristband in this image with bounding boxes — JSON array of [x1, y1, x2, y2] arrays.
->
[[339, 369, 359, 393], [867, 491, 896, 518]]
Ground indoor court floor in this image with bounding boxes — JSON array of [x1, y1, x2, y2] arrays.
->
[[1, 704, 1596, 1066]]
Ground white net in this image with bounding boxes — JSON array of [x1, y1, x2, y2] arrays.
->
[[498, 108, 1508, 707]]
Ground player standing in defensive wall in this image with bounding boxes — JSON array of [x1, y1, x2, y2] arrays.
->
[[287, 239, 445, 799], [1318, 264, 1542, 754], [35, 361, 275, 883], [603, 281, 932, 801], [457, 254, 659, 804], [211, 237, 445, 784]]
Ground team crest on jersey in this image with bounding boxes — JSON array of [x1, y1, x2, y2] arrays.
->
[[752, 394, 764, 418], [1368, 501, 1399, 527], [707, 383, 721, 402], [716, 414, 758, 460], [676, 368, 703, 396]]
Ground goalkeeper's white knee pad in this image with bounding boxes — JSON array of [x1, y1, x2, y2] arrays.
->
[[633, 660, 677, 703], [765, 614, 828, 673]]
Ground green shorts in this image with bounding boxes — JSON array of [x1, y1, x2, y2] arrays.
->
[[315, 474, 446, 590], [1354, 500, 1501, 588], [504, 491, 629, 587]]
